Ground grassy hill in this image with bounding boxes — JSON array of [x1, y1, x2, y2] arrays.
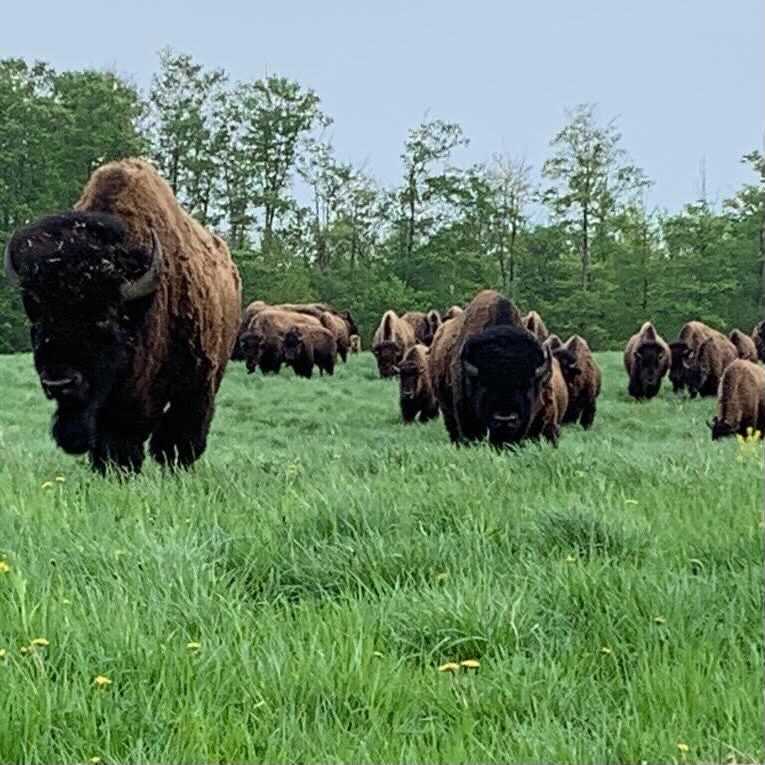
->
[[0, 351, 761, 763]]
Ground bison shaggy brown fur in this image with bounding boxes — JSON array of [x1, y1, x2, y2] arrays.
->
[[401, 311, 431, 346], [751, 321, 765, 362], [425, 310, 442, 345], [729, 328, 758, 362], [543, 334, 563, 352], [372, 310, 417, 378], [669, 321, 715, 393], [282, 324, 337, 378], [444, 305, 464, 321], [398, 344, 439, 424], [523, 310, 550, 342], [4, 158, 241, 474], [319, 311, 350, 362], [554, 335, 602, 429], [624, 322, 670, 399], [682, 330, 737, 398], [708, 359, 765, 439]]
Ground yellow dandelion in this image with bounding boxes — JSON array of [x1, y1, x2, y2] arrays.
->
[[435, 572, 448, 582], [185, 641, 201, 651], [41, 481, 54, 490], [600, 646, 612, 655], [31, 638, 49, 647], [565, 554, 577, 563], [654, 616, 666, 625], [54, 476, 65, 483], [90, 757, 103, 764], [20, 646, 29, 654], [677, 742, 689, 753], [62, 598, 72, 605], [460, 659, 480, 669], [437, 662, 461, 672], [372, 650, 384, 658], [94, 674, 112, 688], [0, 649, 6, 658], [0, 561, 10, 574]]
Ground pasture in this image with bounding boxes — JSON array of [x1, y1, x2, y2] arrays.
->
[[0, 350, 761, 764]]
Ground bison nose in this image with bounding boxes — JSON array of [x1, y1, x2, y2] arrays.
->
[[41, 372, 84, 398], [493, 413, 521, 428]]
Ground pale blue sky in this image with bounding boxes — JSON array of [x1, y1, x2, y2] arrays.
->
[[2, 0, 761, 213]]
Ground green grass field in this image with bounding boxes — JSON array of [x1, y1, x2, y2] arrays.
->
[[0, 351, 761, 764]]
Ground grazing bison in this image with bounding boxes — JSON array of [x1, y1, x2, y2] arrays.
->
[[523, 310, 550, 342], [276, 303, 359, 338], [350, 335, 362, 354], [372, 310, 416, 378], [544, 334, 563, 352], [751, 321, 765, 362], [282, 325, 337, 378], [624, 322, 670, 400], [729, 328, 758, 362], [669, 321, 715, 393], [708, 359, 765, 439], [683, 331, 737, 398], [231, 300, 269, 361], [3, 158, 241, 474], [241, 308, 321, 375], [444, 305, 464, 321], [431, 289, 559, 447], [398, 344, 439, 424], [319, 311, 350, 362], [401, 311, 430, 346], [425, 310, 442, 345], [554, 335, 602, 429]]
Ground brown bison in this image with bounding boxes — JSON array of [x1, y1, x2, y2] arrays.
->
[[708, 359, 765, 439], [668, 321, 715, 393], [751, 320, 765, 362], [624, 322, 670, 399], [282, 325, 337, 378], [398, 344, 439, 424], [372, 310, 416, 378], [523, 310, 550, 342], [554, 335, 602, 429], [319, 311, 350, 362], [682, 331, 737, 398], [276, 302, 359, 338], [729, 328, 758, 362], [350, 335, 362, 354], [231, 300, 269, 361], [425, 310, 442, 345], [444, 305, 464, 321], [430, 289, 560, 447], [4, 158, 241, 474], [544, 334, 563, 352], [240, 308, 321, 375], [401, 311, 430, 345]]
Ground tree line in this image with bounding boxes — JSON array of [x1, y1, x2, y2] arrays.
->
[[0, 49, 762, 352]]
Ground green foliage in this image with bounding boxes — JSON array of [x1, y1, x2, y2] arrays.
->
[[0, 352, 761, 763]]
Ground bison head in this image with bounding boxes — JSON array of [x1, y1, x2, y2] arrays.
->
[[631, 341, 667, 395], [283, 328, 304, 364], [668, 341, 688, 393], [682, 339, 712, 397], [5, 212, 161, 455], [239, 330, 264, 373], [707, 416, 735, 440], [461, 326, 552, 447], [398, 358, 422, 401], [339, 310, 359, 337], [552, 348, 581, 385], [372, 340, 401, 378]]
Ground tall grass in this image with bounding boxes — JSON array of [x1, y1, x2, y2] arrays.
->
[[0, 351, 761, 764]]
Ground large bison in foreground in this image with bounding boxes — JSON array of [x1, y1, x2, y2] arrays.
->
[[430, 290, 559, 447], [708, 359, 765, 439], [4, 159, 241, 474]]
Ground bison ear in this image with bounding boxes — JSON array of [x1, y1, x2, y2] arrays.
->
[[121, 230, 162, 301]]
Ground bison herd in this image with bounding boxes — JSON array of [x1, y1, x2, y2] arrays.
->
[[3, 158, 764, 476]]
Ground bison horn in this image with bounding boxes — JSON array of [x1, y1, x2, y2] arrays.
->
[[121, 230, 162, 301], [463, 360, 479, 378], [4, 238, 19, 286], [536, 344, 553, 383]]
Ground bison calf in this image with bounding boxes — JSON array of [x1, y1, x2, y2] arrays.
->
[[555, 335, 602, 428], [283, 326, 337, 378], [708, 359, 765, 439], [350, 335, 362, 354], [729, 328, 758, 362], [398, 344, 439, 424]]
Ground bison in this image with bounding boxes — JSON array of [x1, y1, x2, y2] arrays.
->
[[430, 289, 560, 447], [425, 310, 442, 345], [624, 322, 670, 400], [282, 325, 337, 378], [350, 335, 362, 354], [401, 311, 430, 346], [751, 320, 765, 362], [669, 321, 715, 393], [372, 310, 416, 378], [708, 359, 765, 439], [682, 331, 738, 398], [3, 158, 241, 474], [544, 334, 563, 353], [398, 344, 439, 424], [276, 302, 359, 339], [523, 310, 549, 342], [554, 335, 602, 429], [729, 328, 758, 362], [443, 305, 464, 321], [319, 311, 350, 362]]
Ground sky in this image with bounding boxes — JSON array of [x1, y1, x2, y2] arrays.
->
[[1, 0, 762, 214]]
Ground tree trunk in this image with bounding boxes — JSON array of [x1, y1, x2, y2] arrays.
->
[[508, 219, 518, 297], [581, 204, 590, 292], [406, 168, 416, 260]]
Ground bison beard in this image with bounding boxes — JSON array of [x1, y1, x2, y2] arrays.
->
[[460, 326, 551, 448]]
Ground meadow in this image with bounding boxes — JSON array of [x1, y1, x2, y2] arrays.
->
[[0, 350, 762, 764]]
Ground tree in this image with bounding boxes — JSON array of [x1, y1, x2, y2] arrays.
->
[[542, 104, 650, 292]]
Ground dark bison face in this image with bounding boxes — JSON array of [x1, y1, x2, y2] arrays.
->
[[239, 331, 264, 373], [632, 342, 667, 392], [682, 343, 710, 396], [553, 348, 581, 385], [5, 212, 161, 455], [461, 326, 551, 447], [398, 360, 421, 401], [754, 321, 765, 361], [669, 341, 687, 392], [372, 341, 401, 378], [340, 310, 359, 337], [708, 416, 734, 440], [283, 329, 303, 363]]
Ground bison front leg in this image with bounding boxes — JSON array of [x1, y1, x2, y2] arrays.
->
[[149, 394, 214, 469], [579, 402, 597, 430], [90, 433, 145, 476]]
